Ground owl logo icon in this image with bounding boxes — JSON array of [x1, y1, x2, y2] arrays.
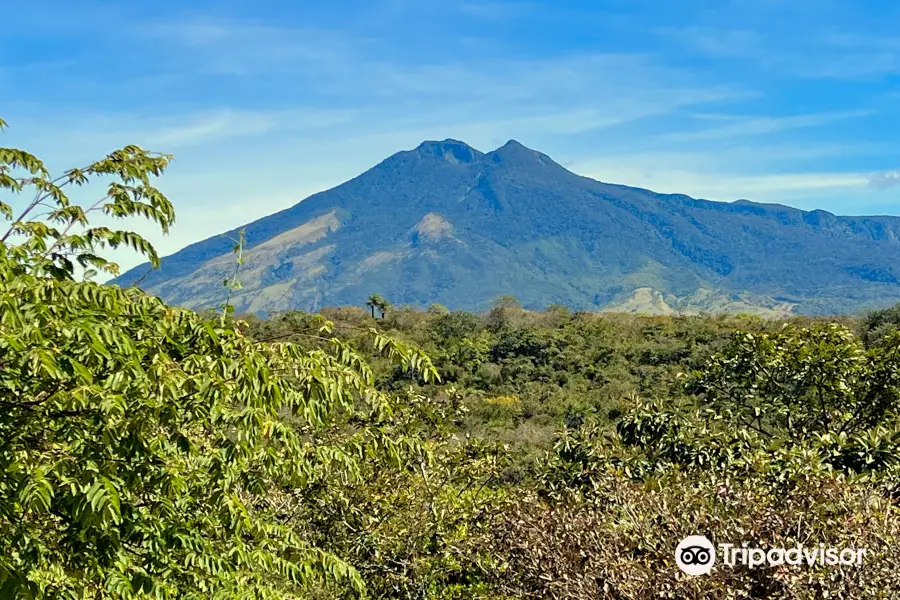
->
[[675, 535, 716, 576]]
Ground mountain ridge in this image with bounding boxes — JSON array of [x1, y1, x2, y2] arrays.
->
[[112, 139, 900, 316]]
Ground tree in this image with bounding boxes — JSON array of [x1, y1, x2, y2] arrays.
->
[[427, 303, 450, 315], [0, 118, 440, 599], [685, 324, 900, 440], [365, 293, 384, 319], [487, 295, 522, 330], [491, 295, 521, 310], [610, 324, 900, 482], [364, 294, 390, 319], [378, 297, 391, 319], [862, 302, 900, 347], [0, 118, 174, 281]]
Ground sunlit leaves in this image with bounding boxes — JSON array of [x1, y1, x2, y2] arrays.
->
[[19, 469, 54, 514], [0, 265, 408, 598], [0, 114, 494, 600], [370, 328, 440, 384], [220, 230, 246, 324], [687, 324, 894, 439], [0, 117, 174, 280], [0, 147, 49, 177], [599, 324, 900, 492]]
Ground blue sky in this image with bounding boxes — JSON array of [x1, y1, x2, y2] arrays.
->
[[3, 0, 900, 270]]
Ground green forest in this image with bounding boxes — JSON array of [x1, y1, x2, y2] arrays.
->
[[3, 122, 900, 599]]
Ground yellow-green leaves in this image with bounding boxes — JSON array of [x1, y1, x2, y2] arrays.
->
[[19, 468, 54, 514], [0, 260, 450, 598], [220, 229, 246, 325], [0, 148, 49, 177], [0, 117, 174, 280], [370, 328, 440, 384]]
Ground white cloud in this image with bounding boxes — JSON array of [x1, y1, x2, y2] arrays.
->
[[659, 26, 767, 60], [143, 111, 278, 147], [136, 19, 367, 78], [869, 170, 900, 190], [3, 107, 359, 167], [140, 108, 359, 149], [566, 146, 874, 205], [135, 17, 747, 111], [455, 1, 540, 19], [574, 163, 867, 201]]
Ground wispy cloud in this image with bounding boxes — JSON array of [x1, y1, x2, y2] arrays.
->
[[137, 19, 360, 78], [454, 1, 546, 19], [660, 25, 900, 80], [5, 107, 359, 167], [146, 111, 279, 148], [140, 109, 359, 148], [656, 110, 871, 143], [135, 17, 744, 109], [573, 161, 868, 203], [565, 140, 888, 211], [659, 26, 767, 60], [869, 170, 900, 190]]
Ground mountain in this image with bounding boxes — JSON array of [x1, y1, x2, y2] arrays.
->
[[111, 139, 900, 316]]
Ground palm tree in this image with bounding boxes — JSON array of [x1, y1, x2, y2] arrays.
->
[[378, 298, 391, 319], [365, 293, 382, 319]]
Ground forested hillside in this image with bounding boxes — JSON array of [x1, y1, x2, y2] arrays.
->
[[5, 118, 900, 598], [113, 139, 900, 317]]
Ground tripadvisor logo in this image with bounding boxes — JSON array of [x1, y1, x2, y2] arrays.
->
[[675, 535, 716, 576], [674, 535, 867, 576]]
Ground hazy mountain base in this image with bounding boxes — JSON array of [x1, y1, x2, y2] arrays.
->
[[604, 287, 797, 317]]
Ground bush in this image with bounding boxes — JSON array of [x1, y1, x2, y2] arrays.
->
[[477, 472, 900, 599]]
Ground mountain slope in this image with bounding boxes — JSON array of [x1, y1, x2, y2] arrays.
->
[[112, 139, 900, 315]]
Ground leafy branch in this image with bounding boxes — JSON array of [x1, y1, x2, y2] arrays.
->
[[0, 117, 175, 280], [220, 229, 246, 325]]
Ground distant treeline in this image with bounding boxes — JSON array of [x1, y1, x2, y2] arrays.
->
[[240, 298, 866, 471]]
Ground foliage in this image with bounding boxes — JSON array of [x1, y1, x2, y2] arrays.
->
[[365, 294, 389, 319], [292, 389, 509, 599], [220, 229, 246, 322], [686, 324, 900, 440], [245, 304, 900, 597], [862, 303, 900, 347], [0, 120, 440, 599], [477, 471, 900, 599], [0, 118, 174, 282]]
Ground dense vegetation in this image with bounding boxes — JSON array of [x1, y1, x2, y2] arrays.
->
[[4, 119, 900, 598], [242, 303, 900, 597]]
